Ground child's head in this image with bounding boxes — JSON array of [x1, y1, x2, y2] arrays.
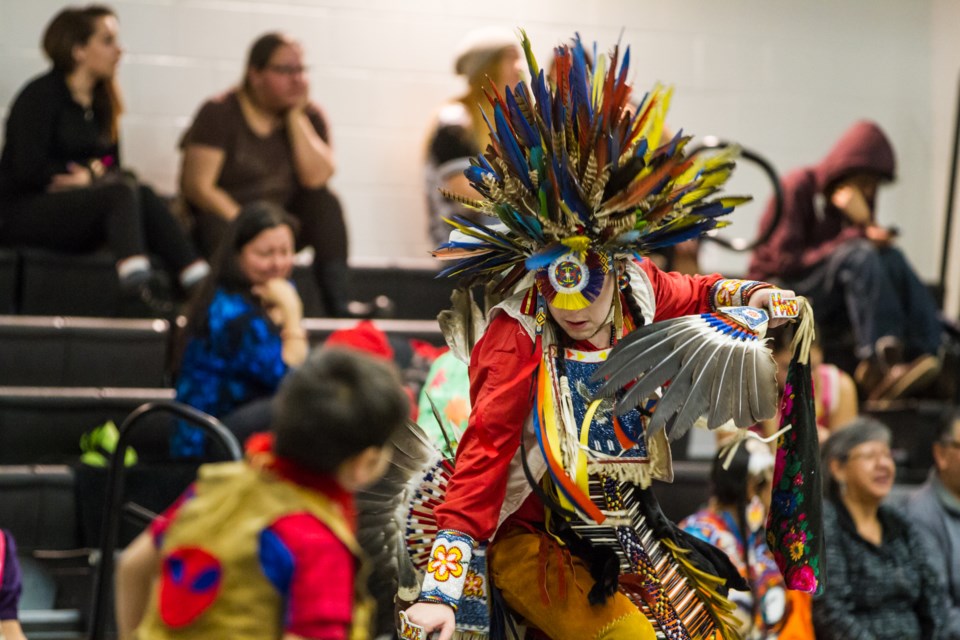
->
[[272, 347, 408, 489]]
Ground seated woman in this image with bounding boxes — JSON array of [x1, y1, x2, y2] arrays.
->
[[179, 32, 348, 317], [813, 417, 945, 639], [681, 442, 814, 639], [0, 5, 208, 315], [172, 201, 307, 458], [424, 27, 523, 247]]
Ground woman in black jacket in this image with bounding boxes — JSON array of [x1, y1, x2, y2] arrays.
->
[[814, 417, 946, 639], [0, 4, 207, 314]]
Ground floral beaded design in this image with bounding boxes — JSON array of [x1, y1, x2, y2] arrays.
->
[[419, 530, 474, 610], [426, 545, 464, 582], [765, 361, 824, 595]]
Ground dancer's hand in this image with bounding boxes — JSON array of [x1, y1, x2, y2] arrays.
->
[[747, 287, 797, 328], [403, 602, 455, 640]]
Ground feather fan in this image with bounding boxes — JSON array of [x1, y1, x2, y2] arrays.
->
[[592, 310, 778, 440]]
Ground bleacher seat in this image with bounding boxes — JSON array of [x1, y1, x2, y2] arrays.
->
[[0, 249, 17, 314], [19, 249, 122, 317], [863, 399, 949, 484], [347, 258, 451, 320], [0, 387, 174, 464], [0, 316, 169, 387]]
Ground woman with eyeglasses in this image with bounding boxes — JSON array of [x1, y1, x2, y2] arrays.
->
[[179, 32, 349, 316], [814, 417, 946, 639]]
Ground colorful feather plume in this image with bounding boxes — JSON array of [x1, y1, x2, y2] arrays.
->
[[432, 31, 751, 286]]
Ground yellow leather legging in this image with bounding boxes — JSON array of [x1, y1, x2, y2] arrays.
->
[[489, 527, 656, 640]]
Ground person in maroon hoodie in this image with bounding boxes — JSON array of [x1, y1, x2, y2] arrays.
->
[[749, 121, 942, 402]]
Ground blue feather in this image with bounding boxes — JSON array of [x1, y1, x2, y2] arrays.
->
[[534, 70, 553, 133], [494, 103, 534, 191], [618, 46, 631, 86], [479, 105, 498, 149], [506, 87, 539, 149], [634, 138, 648, 160], [508, 210, 545, 243], [641, 219, 720, 249], [524, 244, 567, 270], [558, 150, 590, 223], [689, 200, 734, 219], [570, 35, 592, 118], [465, 165, 493, 187]]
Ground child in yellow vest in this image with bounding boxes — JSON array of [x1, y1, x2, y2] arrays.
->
[[116, 347, 410, 640]]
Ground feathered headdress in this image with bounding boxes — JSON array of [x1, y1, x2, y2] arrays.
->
[[432, 31, 750, 310]]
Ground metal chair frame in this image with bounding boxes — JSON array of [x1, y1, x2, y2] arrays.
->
[[87, 401, 242, 640]]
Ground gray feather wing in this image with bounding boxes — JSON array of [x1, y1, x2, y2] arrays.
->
[[355, 420, 439, 636], [593, 316, 704, 392], [707, 341, 737, 429], [595, 311, 780, 440], [661, 337, 727, 440]]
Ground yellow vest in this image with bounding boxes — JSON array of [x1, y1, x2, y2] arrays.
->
[[136, 461, 373, 640]]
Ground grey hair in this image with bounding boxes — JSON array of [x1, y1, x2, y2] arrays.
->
[[821, 416, 891, 499]]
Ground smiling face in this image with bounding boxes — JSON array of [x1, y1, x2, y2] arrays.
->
[[73, 15, 122, 80], [831, 439, 896, 504], [248, 42, 308, 113], [237, 224, 295, 285], [546, 272, 615, 344]]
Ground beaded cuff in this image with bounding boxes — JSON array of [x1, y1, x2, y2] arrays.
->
[[710, 279, 773, 311], [418, 529, 475, 611]]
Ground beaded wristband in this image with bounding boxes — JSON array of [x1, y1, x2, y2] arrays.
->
[[418, 529, 475, 611], [710, 279, 774, 310]]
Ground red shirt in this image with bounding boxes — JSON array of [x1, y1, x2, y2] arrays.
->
[[434, 258, 722, 540]]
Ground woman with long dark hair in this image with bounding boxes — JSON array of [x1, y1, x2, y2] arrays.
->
[[172, 201, 307, 458], [0, 4, 208, 314], [179, 32, 349, 317]]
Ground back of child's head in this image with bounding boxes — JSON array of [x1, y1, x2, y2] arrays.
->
[[272, 347, 408, 474]]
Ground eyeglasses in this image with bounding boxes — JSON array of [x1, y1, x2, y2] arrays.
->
[[846, 448, 894, 464], [266, 64, 308, 76]]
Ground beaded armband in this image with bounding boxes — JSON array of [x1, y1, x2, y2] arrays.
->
[[418, 529, 475, 610], [710, 279, 774, 311]]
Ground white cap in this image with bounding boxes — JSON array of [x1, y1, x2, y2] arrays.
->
[[454, 26, 518, 79]]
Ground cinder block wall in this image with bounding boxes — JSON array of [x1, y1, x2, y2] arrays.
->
[[0, 0, 950, 282]]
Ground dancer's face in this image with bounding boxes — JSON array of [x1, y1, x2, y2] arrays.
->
[[238, 224, 295, 285], [546, 273, 615, 344]]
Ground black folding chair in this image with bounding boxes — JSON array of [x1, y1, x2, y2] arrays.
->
[[689, 138, 784, 253], [87, 401, 242, 640]]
